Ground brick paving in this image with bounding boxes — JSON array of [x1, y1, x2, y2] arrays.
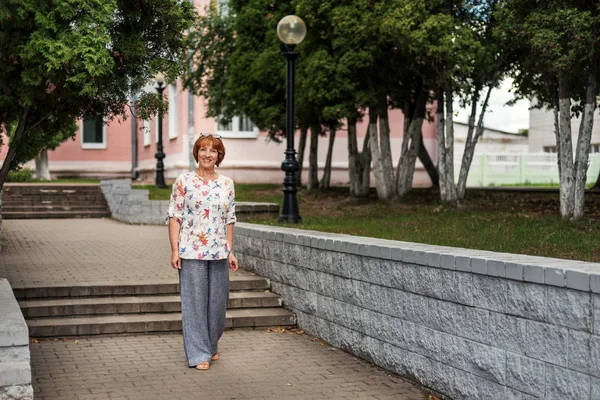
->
[[30, 330, 428, 400], [2, 218, 430, 399], [1, 219, 174, 287]]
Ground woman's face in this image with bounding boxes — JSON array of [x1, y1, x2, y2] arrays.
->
[[197, 143, 219, 170]]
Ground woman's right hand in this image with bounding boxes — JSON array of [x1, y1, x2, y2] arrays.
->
[[170, 252, 181, 270]]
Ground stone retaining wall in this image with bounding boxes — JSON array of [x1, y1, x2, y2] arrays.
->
[[0, 279, 33, 400], [235, 223, 600, 400], [100, 179, 278, 224]]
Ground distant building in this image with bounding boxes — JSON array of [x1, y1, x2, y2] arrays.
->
[[529, 107, 600, 153]]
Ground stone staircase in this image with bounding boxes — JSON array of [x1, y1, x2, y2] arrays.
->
[[1, 183, 111, 219], [15, 270, 296, 337]]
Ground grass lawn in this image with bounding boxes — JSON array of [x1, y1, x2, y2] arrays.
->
[[134, 183, 600, 262]]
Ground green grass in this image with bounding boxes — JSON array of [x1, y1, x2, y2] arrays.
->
[[133, 183, 600, 262], [133, 183, 282, 202]]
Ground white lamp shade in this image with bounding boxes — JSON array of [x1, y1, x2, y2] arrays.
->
[[154, 72, 165, 85], [277, 15, 307, 45]]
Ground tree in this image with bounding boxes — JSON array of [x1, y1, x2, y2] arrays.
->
[[495, 0, 600, 220], [0, 0, 195, 191]]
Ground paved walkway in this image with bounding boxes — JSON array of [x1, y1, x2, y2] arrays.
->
[[1, 218, 430, 400]]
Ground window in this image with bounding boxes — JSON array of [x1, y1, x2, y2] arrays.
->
[[81, 116, 106, 149], [591, 144, 600, 153], [168, 83, 178, 139], [543, 146, 557, 153], [143, 119, 151, 147], [215, 115, 258, 138]]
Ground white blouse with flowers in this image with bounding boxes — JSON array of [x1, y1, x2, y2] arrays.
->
[[167, 171, 236, 260]]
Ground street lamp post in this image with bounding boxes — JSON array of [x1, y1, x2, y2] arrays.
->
[[277, 15, 306, 224], [154, 72, 167, 189]]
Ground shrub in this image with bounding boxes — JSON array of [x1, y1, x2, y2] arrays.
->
[[6, 168, 34, 182]]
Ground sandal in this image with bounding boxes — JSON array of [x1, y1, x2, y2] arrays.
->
[[211, 352, 220, 361], [195, 362, 210, 370]]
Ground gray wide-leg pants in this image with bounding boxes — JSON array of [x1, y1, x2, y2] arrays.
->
[[179, 258, 229, 367]]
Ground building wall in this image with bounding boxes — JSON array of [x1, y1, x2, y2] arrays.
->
[[529, 107, 600, 153]]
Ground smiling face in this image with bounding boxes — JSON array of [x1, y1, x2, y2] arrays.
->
[[192, 135, 225, 167], [197, 143, 218, 170]]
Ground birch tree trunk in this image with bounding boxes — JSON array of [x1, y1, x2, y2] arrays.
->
[[320, 126, 336, 189], [307, 125, 319, 190], [295, 127, 308, 186], [436, 89, 448, 201], [437, 85, 458, 203], [35, 149, 51, 180], [368, 104, 395, 200], [378, 105, 396, 197], [348, 119, 371, 197], [457, 85, 493, 199], [557, 74, 575, 219], [396, 89, 426, 197], [572, 53, 598, 219]]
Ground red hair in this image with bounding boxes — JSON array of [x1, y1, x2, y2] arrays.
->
[[193, 135, 226, 166]]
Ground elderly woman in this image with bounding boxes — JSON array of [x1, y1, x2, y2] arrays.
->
[[167, 133, 238, 371]]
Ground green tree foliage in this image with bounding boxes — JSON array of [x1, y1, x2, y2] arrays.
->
[[0, 0, 195, 190]]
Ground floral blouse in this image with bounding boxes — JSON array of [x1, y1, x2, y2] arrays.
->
[[166, 171, 236, 260]]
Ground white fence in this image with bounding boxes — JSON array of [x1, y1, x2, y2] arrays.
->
[[455, 153, 600, 187]]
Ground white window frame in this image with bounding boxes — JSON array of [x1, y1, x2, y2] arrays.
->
[[215, 115, 259, 139], [143, 119, 151, 147], [80, 116, 107, 149], [168, 82, 178, 139]]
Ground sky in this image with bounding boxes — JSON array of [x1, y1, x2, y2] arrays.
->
[[453, 78, 530, 134]]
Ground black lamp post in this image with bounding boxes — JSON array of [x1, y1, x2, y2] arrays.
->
[[277, 15, 306, 224], [154, 72, 167, 189]]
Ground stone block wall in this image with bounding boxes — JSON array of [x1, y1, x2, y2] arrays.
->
[[100, 179, 279, 224], [0, 279, 33, 400], [235, 223, 600, 400]]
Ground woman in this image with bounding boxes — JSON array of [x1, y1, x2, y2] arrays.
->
[[167, 133, 238, 371]]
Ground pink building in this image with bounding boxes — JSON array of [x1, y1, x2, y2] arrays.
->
[[0, 78, 439, 187]]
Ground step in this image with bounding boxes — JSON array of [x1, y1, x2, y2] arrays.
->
[[1, 200, 108, 207], [19, 292, 281, 317], [27, 308, 296, 337], [1, 205, 109, 212], [2, 193, 104, 201], [13, 276, 270, 299], [1, 211, 111, 219]]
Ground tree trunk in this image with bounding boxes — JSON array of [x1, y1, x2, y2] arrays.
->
[[557, 73, 575, 219], [436, 88, 448, 201], [572, 52, 598, 219], [295, 127, 308, 186], [0, 107, 31, 191], [307, 125, 319, 190], [418, 140, 439, 188], [396, 88, 426, 197], [591, 170, 600, 191], [368, 103, 394, 200], [347, 119, 371, 197], [35, 149, 51, 180], [438, 84, 458, 203], [457, 85, 493, 199], [320, 126, 336, 189], [359, 128, 371, 196], [378, 105, 396, 197]]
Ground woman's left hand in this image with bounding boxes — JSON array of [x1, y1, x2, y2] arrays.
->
[[228, 253, 239, 272]]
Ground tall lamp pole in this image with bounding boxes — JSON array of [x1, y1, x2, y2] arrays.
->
[[154, 72, 167, 189], [277, 15, 306, 224]]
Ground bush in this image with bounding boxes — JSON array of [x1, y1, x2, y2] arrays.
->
[[6, 168, 34, 182]]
